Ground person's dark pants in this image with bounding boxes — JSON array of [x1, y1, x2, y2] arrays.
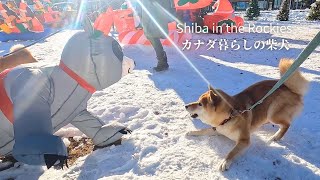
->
[[147, 37, 167, 63]]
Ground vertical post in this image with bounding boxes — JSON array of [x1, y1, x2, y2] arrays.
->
[[268, 0, 273, 10], [289, 0, 292, 9]]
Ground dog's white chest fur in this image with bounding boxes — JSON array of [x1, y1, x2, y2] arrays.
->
[[216, 125, 239, 141]]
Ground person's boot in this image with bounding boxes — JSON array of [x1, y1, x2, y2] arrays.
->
[[153, 51, 169, 72]]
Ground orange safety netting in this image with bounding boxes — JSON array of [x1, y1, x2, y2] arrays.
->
[[94, 8, 191, 46]]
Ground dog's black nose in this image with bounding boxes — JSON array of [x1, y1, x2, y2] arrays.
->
[[185, 105, 188, 109]]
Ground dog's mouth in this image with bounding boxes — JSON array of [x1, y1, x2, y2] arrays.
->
[[191, 114, 198, 118]]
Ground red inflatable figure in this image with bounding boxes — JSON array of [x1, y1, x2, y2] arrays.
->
[[204, 0, 244, 33]]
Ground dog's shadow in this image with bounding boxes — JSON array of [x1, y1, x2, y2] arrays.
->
[[186, 125, 319, 180]]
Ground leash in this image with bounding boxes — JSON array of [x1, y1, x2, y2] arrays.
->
[[215, 31, 320, 126], [239, 31, 320, 114]]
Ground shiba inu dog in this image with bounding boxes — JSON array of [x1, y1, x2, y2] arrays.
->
[[0, 44, 37, 72], [185, 59, 309, 171]]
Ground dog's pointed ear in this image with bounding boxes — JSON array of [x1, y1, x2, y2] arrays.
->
[[209, 90, 221, 107], [208, 85, 215, 92], [209, 90, 217, 101]]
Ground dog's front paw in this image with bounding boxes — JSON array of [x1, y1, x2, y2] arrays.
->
[[267, 135, 280, 144], [218, 159, 232, 172], [186, 131, 197, 136]]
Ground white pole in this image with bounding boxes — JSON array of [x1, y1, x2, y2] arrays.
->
[[289, 0, 292, 9]]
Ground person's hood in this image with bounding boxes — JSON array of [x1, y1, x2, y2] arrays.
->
[[60, 31, 125, 91]]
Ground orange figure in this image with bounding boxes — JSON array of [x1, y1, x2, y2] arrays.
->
[[6, 1, 17, 10], [94, 7, 114, 36], [17, 2, 33, 22], [0, 3, 16, 24], [18, 1, 44, 33], [0, 2, 20, 33], [204, 0, 244, 33], [174, 0, 212, 10], [0, 19, 13, 34], [93, 6, 192, 46], [33, 0, 46, 12], [213, 0, 235, 17], [113, 8, 136, 33], [33, 0, 60, 24]]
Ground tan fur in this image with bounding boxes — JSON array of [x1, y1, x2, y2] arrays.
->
[[0, 45, 37, 72], [279, 58, 309, 95], [185, 59, 309, 171]]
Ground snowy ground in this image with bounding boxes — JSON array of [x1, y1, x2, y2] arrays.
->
[[0, 10, 320, 180]]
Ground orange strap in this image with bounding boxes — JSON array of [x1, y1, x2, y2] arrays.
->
[[59, 61, 96, 94], [0, 68, 14, 123]]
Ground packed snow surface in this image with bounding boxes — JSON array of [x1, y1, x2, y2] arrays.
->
[[0, 10, 319, 180]]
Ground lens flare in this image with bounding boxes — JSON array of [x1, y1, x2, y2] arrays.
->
[[74, 0, 87, 29], [128, 0, 235, 109], [129, 0, 210, 84]]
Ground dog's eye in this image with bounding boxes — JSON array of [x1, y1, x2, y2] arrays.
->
[[198, 103, 202, 106]]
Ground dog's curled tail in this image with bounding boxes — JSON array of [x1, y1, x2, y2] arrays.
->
[[279, 58, 309, 95], [10, 44, 35, 58], [9, 44, 36, 62]]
